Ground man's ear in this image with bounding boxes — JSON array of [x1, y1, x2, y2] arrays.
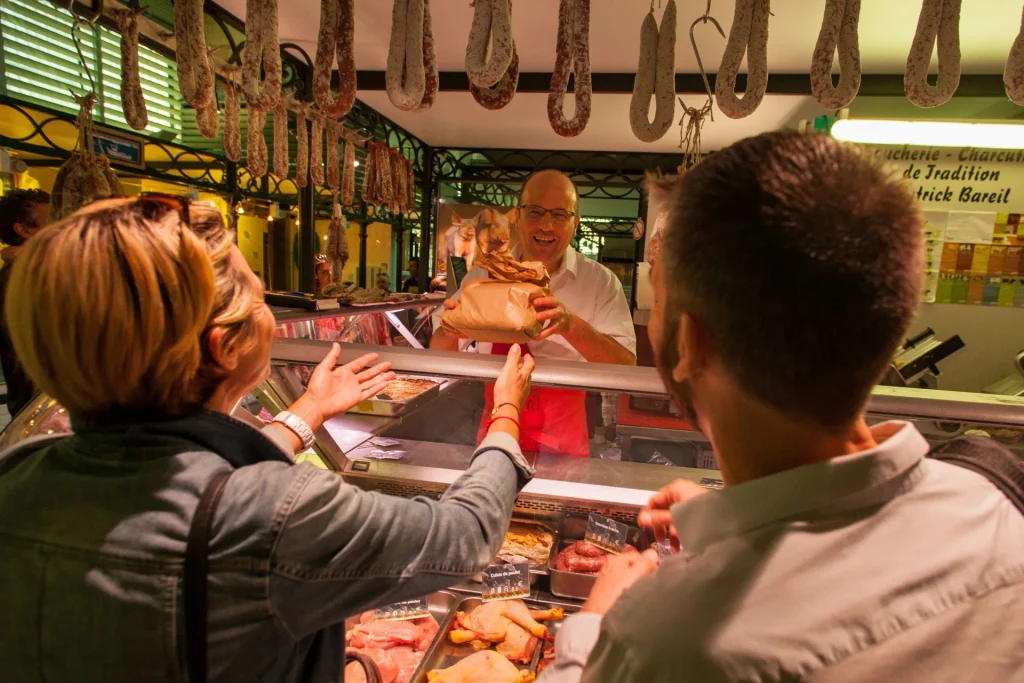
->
[[206, 327, 239, 373], [672, 313, 709, 383], [12, 223, 33, 241]]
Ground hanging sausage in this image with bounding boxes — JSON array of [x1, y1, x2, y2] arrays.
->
[[295, 106, 309, 188], [387, 0, 438, 112], [629, 0, 677, 143], [314, 0, 357, 118], [326, 119, 341, 190], [243, 0, 282, 113], [116, 6, 148, 131], [1006, 7, 1024, 105], [465, 0, 513, 88], [273, 96, 289, 179], [810, 0, 861, 109], [905, 0, 961, 108], [310, 113, 325, 187], [548, 0, 592, 137], [247, 108, 268, 178], [361, 141, 377, 204], [715, 0, 770, 119], [174, 0, 218, 137], [469, 31, 519, 111], [223, 81, 242, 162], [341, 128, 358, 206]]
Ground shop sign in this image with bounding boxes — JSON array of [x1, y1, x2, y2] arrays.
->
[[91, 128, 145, 169], [867, 145, 1024, 211]]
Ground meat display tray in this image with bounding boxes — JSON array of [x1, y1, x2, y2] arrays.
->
[[547, 517, 652, 601], [344, 591, 461, 683], [461, 520, 558, 591], [347, 375, 446, 416], [412, 595, 575, 683]]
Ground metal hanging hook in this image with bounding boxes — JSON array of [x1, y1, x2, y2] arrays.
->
[[689, 7, 726, 122]]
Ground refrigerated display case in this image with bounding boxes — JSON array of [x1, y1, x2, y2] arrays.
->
[[273, 298, 444, 349]]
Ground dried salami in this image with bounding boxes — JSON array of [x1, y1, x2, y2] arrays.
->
[[116, 7, 148, 131], [273, 96, 289, 178], [314, 0, 357, 118], [1007, 7, 1024, 105], [326, 119, 341, 190], [810, 0, 862, 109], [386, 0, 426, 111], [465, 0, 513, 89], [196, 100, 220, 139], [470, 40, 519, 110], [629, 1, 676, 143], [548, 0, 592, 137], [224, 83, 242, 162], [310, 113, 325, 187], [404, 157, 416, 212], [341, 128, 357, 206], [243, 0, 282, 113], [173, 0, 215, 110], [247, 108, 268, 178], [715, 0, 770, 119], [415, 0, 439, 112], [361, 141, 377, 204], [905, 0, 961, 108]]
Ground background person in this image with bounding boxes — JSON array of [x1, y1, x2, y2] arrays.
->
[[0, 196, 537, 683], [538, 131, 1024, 682], [0, 188, 50, 416], [402, 257, 420, 293], [430, 170, 636, 457]]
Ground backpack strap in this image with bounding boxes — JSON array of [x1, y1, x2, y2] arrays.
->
[[928, 435, 1024, 517], [184, 470, 233, 683]]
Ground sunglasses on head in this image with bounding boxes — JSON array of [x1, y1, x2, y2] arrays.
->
[[136, 192, 193, 226]]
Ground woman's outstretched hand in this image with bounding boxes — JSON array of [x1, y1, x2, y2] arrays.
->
[[493, 344, 535, 414], [290, 344, 394, 430]]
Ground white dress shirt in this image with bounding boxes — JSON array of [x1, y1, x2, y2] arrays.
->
[[538, 422, 1024, 682], [434, 247, 636, 361]]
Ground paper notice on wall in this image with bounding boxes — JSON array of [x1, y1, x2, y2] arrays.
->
[[945, 212, 997, 244], [921, 271, 939, 303], [922, 211, 949, 240]]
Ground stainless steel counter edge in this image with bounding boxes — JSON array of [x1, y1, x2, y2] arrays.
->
[[272, 338, 1024, 427]]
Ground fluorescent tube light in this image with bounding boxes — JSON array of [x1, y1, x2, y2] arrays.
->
[[831, 119, 1024, 149]]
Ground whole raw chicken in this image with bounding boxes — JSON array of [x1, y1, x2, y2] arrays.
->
[[449, 601, 563, 663], [426, 650, 535, 683]]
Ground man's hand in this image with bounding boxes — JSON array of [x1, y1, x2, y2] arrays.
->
[[438, 299, 468, 339], [637, 479, 709, 553], [532, 295, 576, 341], [581, 548, 660, 616]]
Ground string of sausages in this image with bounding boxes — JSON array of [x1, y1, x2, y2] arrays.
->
[[314, 0, 357, 118], [309, 113, 325, 187], [548, 0, 592, 137], [715, 0, 770, 119], [326, 119, 341, 190], [629, 0, 676, 143], [341, 127, 369, 206], [905, 0, 961, 108], [243, 0, 282, 113], [387, 0, 438, 112], [273, 96, 289, 178], [810, 0, 861, 109], [326, 200, 350, 281], [116, 6, 148, 131], [357, 141, 415, 213], [1007, 6, 1024, 105], [465, 0, 513, 88], [295, 106, 309, 188]]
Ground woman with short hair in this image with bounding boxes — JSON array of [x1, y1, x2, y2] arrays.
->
[[0, 196, 536, 683]]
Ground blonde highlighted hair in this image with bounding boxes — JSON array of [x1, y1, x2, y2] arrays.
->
[[5, 197, 262, 418]]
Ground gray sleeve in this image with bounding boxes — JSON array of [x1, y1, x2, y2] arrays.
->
[[267, 432, 528, 638], [535, 613, 603, 683]]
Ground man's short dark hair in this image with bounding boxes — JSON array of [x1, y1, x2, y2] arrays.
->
[[661, 131, 922, 428], [0, 189, 50, 247], [409, 257, 419, 264]]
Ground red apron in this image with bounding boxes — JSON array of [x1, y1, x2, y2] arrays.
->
[[476, 343, 590, 457]]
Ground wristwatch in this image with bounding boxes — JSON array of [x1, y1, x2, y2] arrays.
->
[[273, 411, 316, 450]]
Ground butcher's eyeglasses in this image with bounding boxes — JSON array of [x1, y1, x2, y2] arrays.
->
[[519, 204, 577, 227]]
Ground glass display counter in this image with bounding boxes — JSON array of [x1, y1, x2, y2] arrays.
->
[[4, 337, 1023, 524], [273, 299, 443, 349]]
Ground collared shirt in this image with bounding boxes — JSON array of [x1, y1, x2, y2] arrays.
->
[[434, 247, 636, 361], [539, 422, 1024, 682]]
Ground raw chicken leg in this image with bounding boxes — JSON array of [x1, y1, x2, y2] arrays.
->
[[450, 601, 564, 644], [426, 650, 535, 683], [495, 623, 539, 663]]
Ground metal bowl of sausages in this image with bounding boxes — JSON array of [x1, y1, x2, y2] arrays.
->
[[547, 517, 653, 601]]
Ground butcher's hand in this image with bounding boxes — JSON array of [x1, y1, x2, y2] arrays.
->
[[438, 299, 468, 339], [288, 343, 394, 431], [580, 549, 660, 616], [532, 295, 577, 341], [637, 479, 709, 553]]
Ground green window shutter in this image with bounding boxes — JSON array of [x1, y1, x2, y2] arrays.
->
[[0, 0, 182, 139]]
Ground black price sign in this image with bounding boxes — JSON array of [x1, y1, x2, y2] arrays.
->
[[584, 513, 629, 554], [481, 562, 530, 602]]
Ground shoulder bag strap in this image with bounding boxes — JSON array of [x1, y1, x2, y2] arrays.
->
[[184, 470, 233, 683], [928, 436, 1024, 517]]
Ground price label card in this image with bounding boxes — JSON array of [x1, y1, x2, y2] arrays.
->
[[481, 562, 530, 602], [584, 513, 629, 554], [654, 539, 674, 558], [374, 598, 430, 621]]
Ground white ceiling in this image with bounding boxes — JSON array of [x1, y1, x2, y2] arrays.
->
[[217, 0, 1024, 152]]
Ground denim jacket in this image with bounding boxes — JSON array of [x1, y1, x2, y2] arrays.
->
[[0, 410, 533, 682]]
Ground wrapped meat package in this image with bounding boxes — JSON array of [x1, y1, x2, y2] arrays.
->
[[442, 253, 550, 344]]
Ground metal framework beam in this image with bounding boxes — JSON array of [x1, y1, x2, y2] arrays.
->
[[352, 71, 1009, 98]]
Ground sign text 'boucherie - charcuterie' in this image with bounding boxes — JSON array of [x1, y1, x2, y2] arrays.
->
[[872, 145, 1024, 208]]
